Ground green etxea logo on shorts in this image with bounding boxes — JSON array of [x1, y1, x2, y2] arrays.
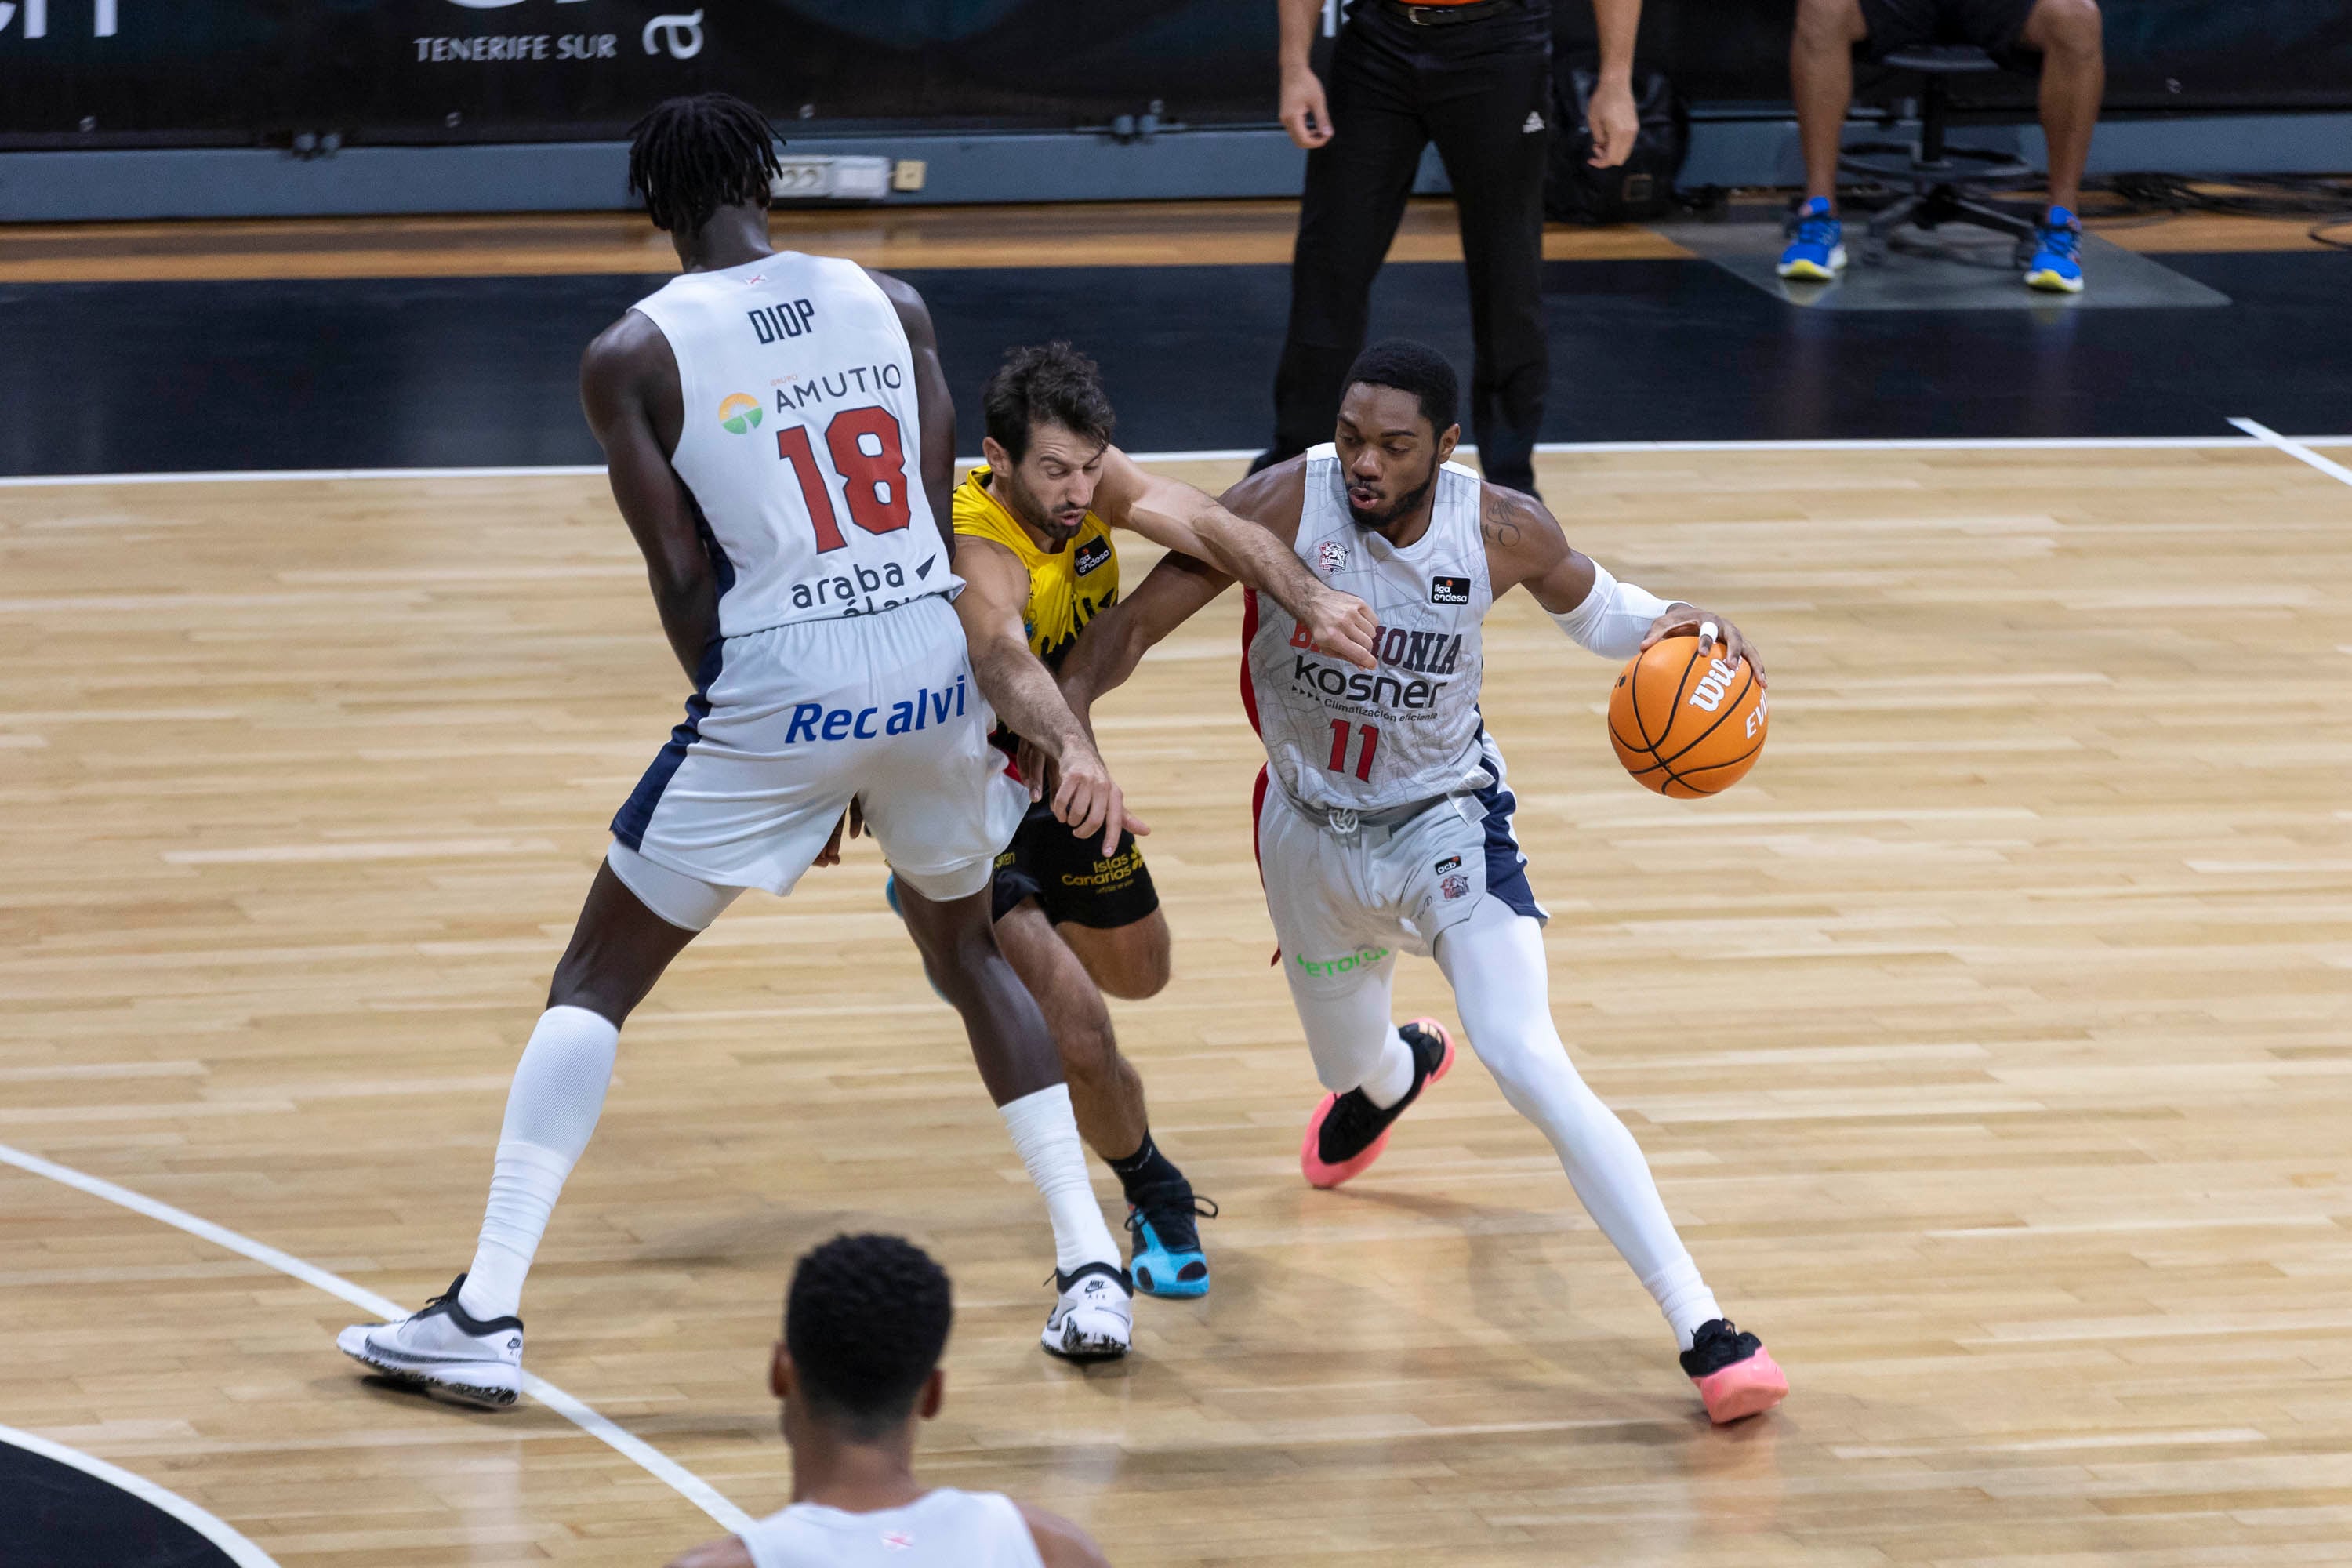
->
[[1294, 946, 1390, 977], [717, 392, 764, 434]]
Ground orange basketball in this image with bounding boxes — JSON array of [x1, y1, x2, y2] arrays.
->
[[1606, 634, 1768, 797]]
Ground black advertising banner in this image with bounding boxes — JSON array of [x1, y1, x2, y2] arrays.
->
[[0, 0, 2346, 149], [0, 0, 1279, 147]]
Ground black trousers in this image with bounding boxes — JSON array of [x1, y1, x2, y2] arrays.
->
[[1269, 2, 1554, 492]]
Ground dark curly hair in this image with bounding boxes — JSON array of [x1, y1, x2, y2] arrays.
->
[[1344, 338, 1460, 437], [627, 93, 782, 236], [982, 342, 1117, 466], [786, 1234, 953, 1439]]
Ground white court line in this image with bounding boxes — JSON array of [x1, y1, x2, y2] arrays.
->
[[2229, 418, 2352, 489], [0, 1138, 757, 1537], [2, 434, 2350, 488], [0, 1421, 283, 1568]]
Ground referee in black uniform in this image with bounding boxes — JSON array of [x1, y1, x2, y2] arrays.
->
[[1261, 0, 1642, 495]]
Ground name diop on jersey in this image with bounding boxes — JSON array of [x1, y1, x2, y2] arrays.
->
[[1287, 620, 1464, 711], [783, 673, 967, 744]]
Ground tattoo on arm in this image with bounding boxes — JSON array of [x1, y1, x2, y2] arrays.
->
[[1480, 493, 1530, 550]]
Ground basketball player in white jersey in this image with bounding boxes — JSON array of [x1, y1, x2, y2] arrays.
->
[[666, 1233, 1108, 1568], [336, 96, 1376, 1398], [1057, 340, 1791, 1423]]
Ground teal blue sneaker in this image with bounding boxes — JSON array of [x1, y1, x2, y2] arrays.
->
[[1125, 1186, 1216, 1299], [2025, 207, 2085, 293], [1777, 197, 1847, 281]]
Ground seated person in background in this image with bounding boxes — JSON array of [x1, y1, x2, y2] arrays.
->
[[1779, 0, 2103, 292], [666, 1234, 1110, 1568]]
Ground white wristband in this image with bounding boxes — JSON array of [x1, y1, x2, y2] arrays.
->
[[1548, 562, 1673, 660]]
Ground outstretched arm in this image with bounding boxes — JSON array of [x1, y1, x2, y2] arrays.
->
[[1056, 549, 1236, 728], [1055, 456, 1312, 720], [1484, 483, 1766, 683], [1091, 447, 1377, 670], [579, 313, 720, 686], [955, 536, 1144, 855], [869, 268, 956, 556]]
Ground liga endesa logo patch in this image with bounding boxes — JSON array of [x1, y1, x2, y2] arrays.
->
[[1429, 575, 1472, 605]]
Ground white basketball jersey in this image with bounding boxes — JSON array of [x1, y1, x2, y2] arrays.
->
[[630, 252, 953, 638], [1244, 445, 1492, 812], [737, 1489, 1044, 1568]]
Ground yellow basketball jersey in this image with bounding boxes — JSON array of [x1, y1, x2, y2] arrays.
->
[[952, 466, 1120, 669]]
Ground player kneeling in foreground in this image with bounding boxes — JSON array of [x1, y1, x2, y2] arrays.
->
[[668, 1234, 1110, 1568], [1059, 339, 1788, 1423]]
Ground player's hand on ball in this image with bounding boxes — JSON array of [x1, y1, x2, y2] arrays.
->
[[1639, 605, 1766, 687], [1053, 739, 1149, 858], [1306, 587, 1381, 670]]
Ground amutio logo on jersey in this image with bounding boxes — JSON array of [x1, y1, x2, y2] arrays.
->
[[1287, 619, 1464, 713]]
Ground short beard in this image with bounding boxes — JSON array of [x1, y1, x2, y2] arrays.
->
[[994, 470, 1083, 544], [1346, 463, 1438, 533]]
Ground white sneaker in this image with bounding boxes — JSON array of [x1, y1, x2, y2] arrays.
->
[[1041, 1262, 1132, 1361], [337, 1273, 524, 1407]]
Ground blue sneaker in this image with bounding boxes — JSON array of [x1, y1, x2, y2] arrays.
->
[[2026, 207, 2085, 293], [1125, 1185, 1216, 1299], [1777, 197, 1846, 281]]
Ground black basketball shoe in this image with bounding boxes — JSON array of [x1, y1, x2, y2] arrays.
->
[[1299, 1018, 1456, 1189], [1679, 1318, 1788, 1424]]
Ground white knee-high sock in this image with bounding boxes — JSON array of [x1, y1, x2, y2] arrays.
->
[[1437, 902, 1722, 1350], [1000, 1083, 1120, 1276], [457, 1005, 619, 1321]]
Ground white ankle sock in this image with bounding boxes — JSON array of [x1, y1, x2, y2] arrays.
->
[[1646, 1261, 1725, 1352], [458, 1005, 619, 1321], [1000, 1083, 1120, 1276], [1359, 1027, 1417, 1109]]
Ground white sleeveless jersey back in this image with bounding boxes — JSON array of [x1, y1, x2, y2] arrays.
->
[[1244, 445, 1493, 812], [630, 252, 953, 637], [737, 1488, 1045, 1568]]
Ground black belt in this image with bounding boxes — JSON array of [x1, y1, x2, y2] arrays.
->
[[1375, 0, 1516, 24]]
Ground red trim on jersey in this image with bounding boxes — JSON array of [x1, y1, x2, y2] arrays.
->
[[1239, 586, 1264, 737], [1251, 763, 1280, 967]]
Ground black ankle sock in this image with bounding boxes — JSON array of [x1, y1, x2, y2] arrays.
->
[[1108, 1130, 1183, 1201]]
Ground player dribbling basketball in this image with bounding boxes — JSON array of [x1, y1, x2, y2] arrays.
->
[[1060, 339, 1789, 1422]]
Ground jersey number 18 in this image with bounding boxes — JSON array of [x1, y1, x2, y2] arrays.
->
[[775, 405, 911, 553]]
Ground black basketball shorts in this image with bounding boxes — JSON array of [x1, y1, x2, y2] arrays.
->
[[1859, 0, 2040, 66], [989, 799, 1161, 930]]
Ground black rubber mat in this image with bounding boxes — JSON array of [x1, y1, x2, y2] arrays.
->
[[1, 251, 2346, 476], [0, 1439, 241, 1568]]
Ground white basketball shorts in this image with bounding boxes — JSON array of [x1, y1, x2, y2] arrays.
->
[[611, 593, 1026, 904], [1253, 732, 1547, 985]]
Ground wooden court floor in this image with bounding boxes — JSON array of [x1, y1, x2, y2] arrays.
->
[[3, 445, 2350, 1566]]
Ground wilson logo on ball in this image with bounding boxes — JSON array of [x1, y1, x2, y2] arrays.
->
[[1686, 657, 1741, 713], [1606, 634, 1768, 799]]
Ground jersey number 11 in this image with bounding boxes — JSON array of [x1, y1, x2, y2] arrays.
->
[[1327, 719, 1380, 781]]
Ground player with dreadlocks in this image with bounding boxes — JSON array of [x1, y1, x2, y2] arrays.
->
[[334, 93, 1370, 1396]]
